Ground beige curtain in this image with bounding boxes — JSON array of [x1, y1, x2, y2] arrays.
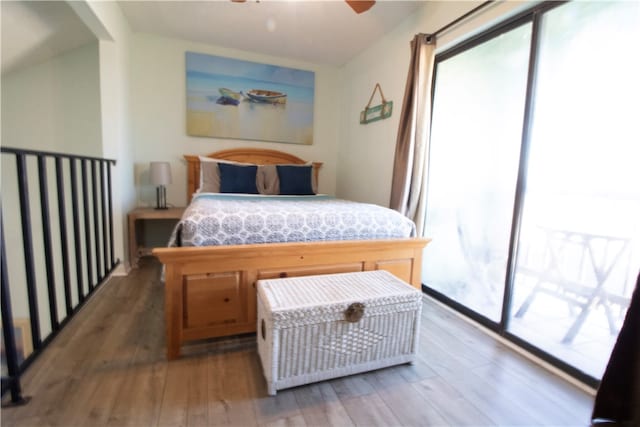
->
[[389, 34, 436, 236]]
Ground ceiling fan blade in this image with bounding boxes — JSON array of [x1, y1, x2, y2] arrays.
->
[[346, 1, 376, 14]]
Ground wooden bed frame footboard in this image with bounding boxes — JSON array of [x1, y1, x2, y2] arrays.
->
[[153, 238, 430, 360]]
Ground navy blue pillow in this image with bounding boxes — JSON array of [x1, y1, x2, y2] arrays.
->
[[277, 165, 315, 195], [218, 163, 259, 194]]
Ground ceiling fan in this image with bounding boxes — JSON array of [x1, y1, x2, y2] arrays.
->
[[345, 1, 375, 14], [231, 0, 376, 15]]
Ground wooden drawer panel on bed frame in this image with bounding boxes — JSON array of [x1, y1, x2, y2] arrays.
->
[[155, 238, 430, 360], [183, 272, 248, 329]]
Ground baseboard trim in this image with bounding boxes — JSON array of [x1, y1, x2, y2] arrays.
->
[[111, 263, 129, 276]]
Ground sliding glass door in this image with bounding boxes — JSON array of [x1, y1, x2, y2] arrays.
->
[[422, 22, 530, 321], [508, 1, 640, 379], [423, 0, 640, 384]]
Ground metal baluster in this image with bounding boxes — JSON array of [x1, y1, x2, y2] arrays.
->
[[100, 161, 108, 276], [69, 159, 85, 303], [107, 162, 115, 268], [15, 154, 41, 350], [56, 157, 73, 317], [81, 160, 94, 290], [38, 156, 59, 331], [91, 160, 102, 282]]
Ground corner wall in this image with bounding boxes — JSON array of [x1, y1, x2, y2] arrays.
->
[[72, 0, 135, 271], [1, 43, 103, 320], [1, 43, 102, 155], [337, 1, 533, 207]]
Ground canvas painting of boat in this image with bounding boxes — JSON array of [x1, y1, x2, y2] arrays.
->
[[244, 89, 287, 104], [186, 52, 315, 145], [217, 88, 242, 105]]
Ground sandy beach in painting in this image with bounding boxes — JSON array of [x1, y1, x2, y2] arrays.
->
[[187, 93, 313, 145]]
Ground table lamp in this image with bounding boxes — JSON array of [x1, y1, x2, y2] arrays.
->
[[150, 161, 172, 209]]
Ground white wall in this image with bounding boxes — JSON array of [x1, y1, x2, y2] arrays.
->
[[1, 42, 102, 322], [72, 0, 134, 272], [129, 33, 341, 208], [337, 1, 533, 207], [1, 42, 102, 155]]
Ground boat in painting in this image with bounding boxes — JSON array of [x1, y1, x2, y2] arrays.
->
[[217, 88, 242, 106], [244, 89, 287, 104]]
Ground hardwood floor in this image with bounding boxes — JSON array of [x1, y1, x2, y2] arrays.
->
[[2, 258, 595, 426]]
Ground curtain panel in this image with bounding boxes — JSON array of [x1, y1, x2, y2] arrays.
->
[[389, 33, 436, 236], [592, 271, 640, 425]]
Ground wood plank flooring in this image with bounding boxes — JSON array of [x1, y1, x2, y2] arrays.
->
[[2, 258, 595, 426]]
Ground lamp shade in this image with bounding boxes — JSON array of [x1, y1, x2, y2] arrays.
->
[[150, 162, 172, 186]]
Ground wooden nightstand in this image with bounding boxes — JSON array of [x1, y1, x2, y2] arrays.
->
[[128, 207, 185, 268]]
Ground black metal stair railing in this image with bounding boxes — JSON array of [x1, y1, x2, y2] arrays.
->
[[0, 147, 119, 405]]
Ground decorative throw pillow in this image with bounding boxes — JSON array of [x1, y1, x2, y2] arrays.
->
[[276, 165, 315, 195], [260, 164, 318, 195], [218, 163, 259, 194]]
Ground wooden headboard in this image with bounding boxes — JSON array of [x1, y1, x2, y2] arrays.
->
[[184, 148, 323, 199]]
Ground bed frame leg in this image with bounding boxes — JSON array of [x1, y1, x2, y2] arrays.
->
[[165, 266, 183, 361], [167, 342, 180, 361]]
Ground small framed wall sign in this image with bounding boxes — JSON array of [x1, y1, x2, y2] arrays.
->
[[360, 83, 393, 125], [186, 52, 315, 145]]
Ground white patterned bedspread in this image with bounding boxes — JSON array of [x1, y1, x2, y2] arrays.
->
[[172, 193, 416, 247]]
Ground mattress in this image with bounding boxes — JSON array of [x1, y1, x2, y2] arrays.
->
[[171, 193, 416, 247]]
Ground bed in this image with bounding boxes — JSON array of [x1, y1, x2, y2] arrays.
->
[[153, 148, 430, 360]]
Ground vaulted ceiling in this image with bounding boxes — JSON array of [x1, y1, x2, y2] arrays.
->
[[118, 1, 423, 65], [1, 1, 424, 76]]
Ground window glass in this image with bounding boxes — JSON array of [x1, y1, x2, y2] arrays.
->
[[423, 23, 531, 321], [509, 0, 640, 378]]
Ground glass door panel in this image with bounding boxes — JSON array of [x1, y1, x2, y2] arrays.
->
[[423, 24, 531, 321], [508, 0, 640, 378]]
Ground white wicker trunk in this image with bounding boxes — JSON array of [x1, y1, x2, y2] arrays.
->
[[256, 270, 422, 395]]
